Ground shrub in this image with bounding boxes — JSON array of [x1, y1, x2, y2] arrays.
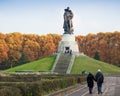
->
[[0, 74, 86, 96], [0, 86, 22, 96]]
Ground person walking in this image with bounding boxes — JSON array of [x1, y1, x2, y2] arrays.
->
[[95, 69, 104, 94], [87, 72, 95, 94]]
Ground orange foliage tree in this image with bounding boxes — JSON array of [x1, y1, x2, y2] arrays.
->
[[0, 31, 119, 69], [0, 33, 9, 64], [37, 34, 56, 58], [5, 32, 23, 67], [76, 32, 120, 66]]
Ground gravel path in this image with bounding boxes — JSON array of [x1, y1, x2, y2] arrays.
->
[[65, 76, 120, 96]]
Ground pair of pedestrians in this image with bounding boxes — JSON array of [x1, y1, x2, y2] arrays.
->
[[87, 69, 104, 94]]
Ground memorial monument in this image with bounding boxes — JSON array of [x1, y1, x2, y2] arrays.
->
[[58, 7, 79, 54]]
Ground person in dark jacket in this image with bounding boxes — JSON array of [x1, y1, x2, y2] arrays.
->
[[87, 72, 95, 94], [95, 69, 104, 94]]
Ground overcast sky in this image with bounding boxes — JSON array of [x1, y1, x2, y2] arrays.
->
[[0, 0, 120, 36]]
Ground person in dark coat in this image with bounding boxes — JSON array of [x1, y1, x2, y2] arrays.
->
[[95, 69, 104, 94], [87, 72, 95, 94]]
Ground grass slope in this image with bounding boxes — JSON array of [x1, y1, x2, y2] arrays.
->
[[5, 55, 120, 74], [71, 56, 120, 74], [5, 56, 56, 72]]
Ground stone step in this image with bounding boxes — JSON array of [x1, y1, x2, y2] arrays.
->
[[53, 53, 73, 74], [54, 70, 67, 73], [55, 67, 69, 70], [55, 66, 69, 69], [56, 62, 70, 65]]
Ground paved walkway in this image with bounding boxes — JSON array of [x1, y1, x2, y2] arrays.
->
[[65, 76, 120, 96]]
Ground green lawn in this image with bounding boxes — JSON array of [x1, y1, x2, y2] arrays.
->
[[5, 56, 56, 72], [5, 55, 120, 74], [71, 56, 120, 74]]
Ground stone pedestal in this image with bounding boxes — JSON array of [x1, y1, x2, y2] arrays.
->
[[58, 34, 79, 54]]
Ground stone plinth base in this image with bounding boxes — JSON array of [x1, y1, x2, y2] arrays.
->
[[58, 34, 79, 54], [61, 34, 75, 42]]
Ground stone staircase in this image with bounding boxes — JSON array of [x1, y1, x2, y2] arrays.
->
[[52, 53, 75, 74]]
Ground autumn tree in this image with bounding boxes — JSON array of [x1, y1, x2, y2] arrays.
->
[[47, 34, 61, 52], [37, 35, 56, 58], [5, 32, 23, 67], [76, 32, 120, 66], [76, 35, 85, 53], [0, 31, 119, 69], [23, 39, 40, 62], [0, 33, 9, 64]]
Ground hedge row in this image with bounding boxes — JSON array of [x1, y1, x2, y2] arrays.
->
[[0, 75, 86, 96], [0, 75, 40, 82], [0, 74, 86, 82]]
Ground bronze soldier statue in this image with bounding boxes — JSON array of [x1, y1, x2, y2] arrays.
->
[[63, 7, 74, 34]]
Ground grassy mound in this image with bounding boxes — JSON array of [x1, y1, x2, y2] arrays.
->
[[5, 56, 56, 72], [71, 56, 120, 74], [5, 55, 120, 74]]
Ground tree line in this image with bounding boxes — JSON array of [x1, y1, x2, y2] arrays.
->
[[0, 32, 61, 69], [0, 31, 119, 69], [76, 31, 120, 66]]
